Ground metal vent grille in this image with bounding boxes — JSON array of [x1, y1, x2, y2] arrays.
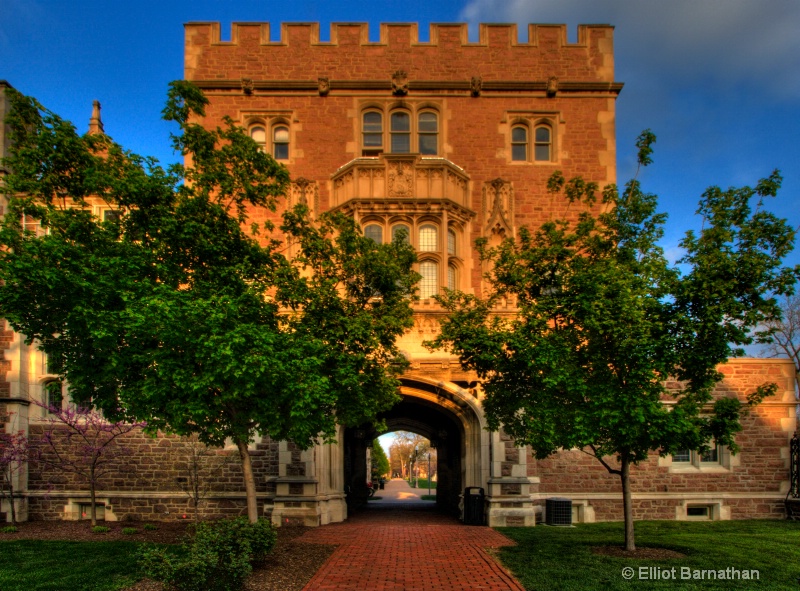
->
[[545, 497, 572, 526]]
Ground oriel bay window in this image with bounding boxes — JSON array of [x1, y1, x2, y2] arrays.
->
[[364, 224, 383, 243], [419, 261, 439, 299], [418, 225, 438, 252], [361, 220, 463, 299]]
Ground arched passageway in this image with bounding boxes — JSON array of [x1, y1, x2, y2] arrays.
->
[[343, 378, 486, 519]]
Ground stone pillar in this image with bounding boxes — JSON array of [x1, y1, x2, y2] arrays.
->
[[266, 431, 347, 527], [485, 428, 535, 526], [2, 399, 30, 522]]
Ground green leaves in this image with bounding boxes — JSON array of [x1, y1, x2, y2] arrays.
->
[[432, 130, 796, 471], [0, 83, 417, 455]]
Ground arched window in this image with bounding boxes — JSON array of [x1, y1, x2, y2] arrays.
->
[[250, 126, 267, 152], [419, 225, 438, 252], [447, 264, 457, 291], [44, 380, 63, 414], [273, 125, 289, 160], [534, 125, 552, 161], [511, 125, 528, 161], [419, 261, 439, 299], [363, 111, 383, 155], [447, 229, 456, 256], [392, 224, 410, 244], [364, 224, 383, 243], [418, 112, 438, 155], [390, 111, 411, 153]]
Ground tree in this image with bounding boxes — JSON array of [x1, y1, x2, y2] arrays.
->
[[0, 83, 418, 523], [370, 440, 390, 480], [388, 431, 429, 482], [0, 425, 29, 524], [430, 132, 799, 550], [759, 293, 800, 394], [34, 404, 144, 526], [171, 435, 234, 524]]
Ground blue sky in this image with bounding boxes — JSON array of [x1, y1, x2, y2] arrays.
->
[[2, 0, 799, 270]]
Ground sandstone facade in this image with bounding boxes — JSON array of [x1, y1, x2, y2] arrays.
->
[[0, 25, 796, 527]]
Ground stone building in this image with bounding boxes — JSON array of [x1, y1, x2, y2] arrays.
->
[[0, 23, 797, 527]]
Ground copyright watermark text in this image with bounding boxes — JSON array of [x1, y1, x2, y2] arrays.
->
[[621, 566, 760, 581]]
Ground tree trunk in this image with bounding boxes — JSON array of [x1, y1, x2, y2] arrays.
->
[[6, 482, 17, 525], [620, 453, 635, 551], [90, 465, 97, 527], [236, 438, 259, 523]]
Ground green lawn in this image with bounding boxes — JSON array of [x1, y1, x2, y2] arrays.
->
[[0, 540, 147, 591], [497, 520, 800, 591], [410, 478, 437, 490]]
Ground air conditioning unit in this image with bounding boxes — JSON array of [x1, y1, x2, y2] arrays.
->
[[545, 497, 572, 526]]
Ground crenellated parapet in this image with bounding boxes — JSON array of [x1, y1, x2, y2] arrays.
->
[[184, 22, 618, 90]]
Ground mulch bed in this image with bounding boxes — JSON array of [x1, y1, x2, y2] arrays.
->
[[591, 545, 685, 559], [0, 521, 336, 591], [0, 520, 191, 544]]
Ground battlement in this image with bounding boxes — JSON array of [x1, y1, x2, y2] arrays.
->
[[185, 21, 612, 49], [184, 22, 616, 85]]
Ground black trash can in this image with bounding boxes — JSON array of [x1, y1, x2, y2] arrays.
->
[[379, 478, 385, 490], [463, 487, 485, 525]]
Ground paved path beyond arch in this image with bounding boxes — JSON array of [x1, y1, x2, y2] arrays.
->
[[297, 496, 525, 591]]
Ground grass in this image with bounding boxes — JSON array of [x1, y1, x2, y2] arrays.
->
[[497, 520, 800, 590], [0, 540, 146, 591], [420, 495, 436, 501], [410, 478, 437, 490]]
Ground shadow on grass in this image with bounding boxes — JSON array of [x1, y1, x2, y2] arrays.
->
[[497, 520, 800, 591]]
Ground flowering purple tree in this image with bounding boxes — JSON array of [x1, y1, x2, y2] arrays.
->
[[34, 403, 145, 526], [0, 426, 29, 524]]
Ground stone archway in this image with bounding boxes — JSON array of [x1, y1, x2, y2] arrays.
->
[[342, 377, 488, 518]]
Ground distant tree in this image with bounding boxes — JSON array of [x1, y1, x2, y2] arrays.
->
[[34, 404, 144, 526], [370, 440, 390, 479], [0, 83, 418, 523], [172, 435, 234, 524], [759, 293, 800, 394], [0, 425, 29, 524], [430, 131, 799, 551], [389, 432, 429, 482]]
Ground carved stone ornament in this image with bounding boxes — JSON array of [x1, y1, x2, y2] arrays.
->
[[392, 70, 409, 96], [241, 78, 255, 95], [483, 178, 514, 237], [290, 177, 319, 214], [546, 76, 559, 97], [388, 161, 414, 197], [470, 76, 482, 97], [317, 77, 330, 97]]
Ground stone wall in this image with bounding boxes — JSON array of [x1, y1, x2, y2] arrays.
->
[[183, 21, 620, 301], [24, 429, 284, 521], [529, 358, 797, 521]]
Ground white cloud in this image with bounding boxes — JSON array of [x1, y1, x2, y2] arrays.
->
[[459, 0, 800, 100]]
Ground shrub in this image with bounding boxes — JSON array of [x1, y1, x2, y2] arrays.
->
[[138, 517, 277, 591], [1, 526, 18, 534], [92, 526, 110, 533], [122, 527, 138, 535], [143, 523, 158, 531]]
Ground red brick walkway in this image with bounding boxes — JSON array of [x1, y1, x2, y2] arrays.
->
[[297, 507, 525, 591]]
